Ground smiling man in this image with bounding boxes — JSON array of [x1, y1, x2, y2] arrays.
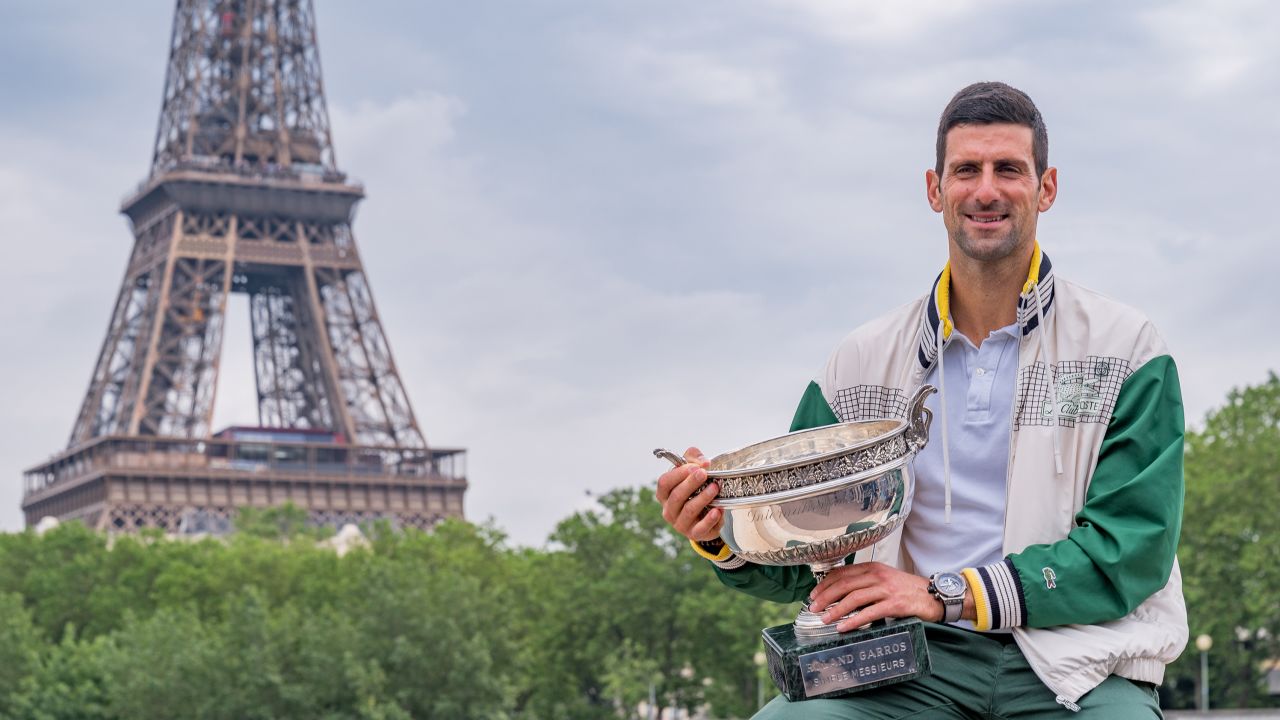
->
[[657, 82, 1187, 718]]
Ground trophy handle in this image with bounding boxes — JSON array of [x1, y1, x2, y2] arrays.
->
[[653, 448, 687, 468], [905, 384, 937, 452]]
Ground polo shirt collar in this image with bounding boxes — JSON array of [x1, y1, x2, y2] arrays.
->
[[916, 242, 1055, 371]]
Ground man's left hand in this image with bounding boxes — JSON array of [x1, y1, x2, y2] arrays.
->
[[808, 562, 942, 632]]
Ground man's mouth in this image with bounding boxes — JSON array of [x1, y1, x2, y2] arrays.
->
[[965, 213, 1008, 225]]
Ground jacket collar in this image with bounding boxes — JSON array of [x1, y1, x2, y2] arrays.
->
[[916, 243, 1055, 370]]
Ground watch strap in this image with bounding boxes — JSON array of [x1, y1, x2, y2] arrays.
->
[[942, 594, 964, 623]]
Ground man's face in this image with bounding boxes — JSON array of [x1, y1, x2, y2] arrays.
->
[[926, 123, 1056, 264]]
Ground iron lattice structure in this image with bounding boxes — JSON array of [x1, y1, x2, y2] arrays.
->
[[23, 0, 466, 533]]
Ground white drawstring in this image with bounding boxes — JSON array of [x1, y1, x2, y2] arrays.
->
[[936, 323, 953, 523], [1031, 279, 1063, 475]]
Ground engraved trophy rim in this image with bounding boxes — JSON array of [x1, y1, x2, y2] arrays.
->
[[701, 418, 908, 480], [710, 456, 911, 509]]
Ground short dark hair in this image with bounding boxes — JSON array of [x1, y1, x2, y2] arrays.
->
[[935, 82, 1048, 180]]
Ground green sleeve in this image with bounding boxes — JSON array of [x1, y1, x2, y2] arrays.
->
[[790, 380, 840, 432], [710, 381, 838, 602], [714, 563, 816, 604], [1011, 355, 1185, 627]]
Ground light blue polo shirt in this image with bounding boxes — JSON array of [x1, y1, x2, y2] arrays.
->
[[902, 322, 1021, 580]]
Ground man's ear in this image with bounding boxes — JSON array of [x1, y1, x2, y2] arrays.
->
[[1038, 167, 1058, 212], [926, 169, 943, 213]]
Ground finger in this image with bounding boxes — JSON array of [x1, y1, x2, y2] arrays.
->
[[667, 463, 709, 512], [676, 476, 718, 526], [674, 479, 720, 534], [812, 587, 885, 623], [661, 466, 709, 529], [809, 567, 852, 597], [829, 594, 901, 627], [687, 506, 724, 542], [809, 567, 877, 610], [809, 561, 878, 590], [836, 602, 887, 633], [809, 561, 888, 596], [817, 586, 881, 621], [655, 464, 691, 504], [684, 446, 710, 467], [834, 611, 863, 633]]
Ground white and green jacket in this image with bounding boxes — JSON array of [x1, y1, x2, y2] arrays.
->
[[709, 247, 1187, 707]]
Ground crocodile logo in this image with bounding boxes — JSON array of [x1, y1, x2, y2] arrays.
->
[[1042, 567, 1058, 590]]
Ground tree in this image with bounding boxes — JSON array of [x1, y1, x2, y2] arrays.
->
[[3, 628, 112, 720], [0, 488, 787, 718], [0, 593, 42, 720], [515, 487, 784, 719], [234, 503, 329, 541], [343, 522, 517, 719], [1171, 372, 1280, 708], [98, 606, 224, 720], [0, 523, 111, 640]]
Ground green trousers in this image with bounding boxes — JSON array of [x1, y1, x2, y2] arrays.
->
[[755, 623, 1161, 719]]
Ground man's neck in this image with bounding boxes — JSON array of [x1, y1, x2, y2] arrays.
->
[[947, 244, 1035, 345]]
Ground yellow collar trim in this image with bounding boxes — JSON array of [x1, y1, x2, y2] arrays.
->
[[936, 264, 953, 341], [939, 240, 1042, 341], [1022, 241, 1043, 295]]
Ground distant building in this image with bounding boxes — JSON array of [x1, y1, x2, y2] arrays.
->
[[23, 0, 465, 533]]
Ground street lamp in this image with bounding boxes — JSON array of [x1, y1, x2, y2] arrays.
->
[[1196, 634, 1213, 711]]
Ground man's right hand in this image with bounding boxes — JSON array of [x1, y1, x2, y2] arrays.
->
[[655, 446, 723, 542]]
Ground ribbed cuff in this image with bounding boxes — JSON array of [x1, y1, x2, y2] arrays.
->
[[712, 554, 748, 571], [964, 559, 1026, 631], [960, 568, 989, 628], [688, 538, 733, 562]]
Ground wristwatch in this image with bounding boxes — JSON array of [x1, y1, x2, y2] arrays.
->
[[927, 571, 967, 623]]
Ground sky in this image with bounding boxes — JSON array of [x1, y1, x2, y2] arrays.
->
[[1, 0, 1276, 546]]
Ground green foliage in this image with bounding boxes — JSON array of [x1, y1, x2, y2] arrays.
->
[[4, 628, 112, 720], [1168, 372, 1280, 709], [515, 487, 782, 719], [99, 606, 223, 720], [0, 489, 781, 719], [234, 502, 331, 541], [0, 593, 42, 719]]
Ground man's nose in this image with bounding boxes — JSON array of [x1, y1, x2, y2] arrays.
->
[[973, 167, 1000, 205]]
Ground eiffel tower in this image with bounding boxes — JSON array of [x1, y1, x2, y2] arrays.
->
[[22, 0, 466, 534]]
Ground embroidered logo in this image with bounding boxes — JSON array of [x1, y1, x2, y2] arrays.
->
[[1042, 370, 1104, 421], [1042, 567, 1058, 590], [1016, 356, 1131, 429]]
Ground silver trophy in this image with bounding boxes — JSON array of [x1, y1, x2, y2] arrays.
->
[[655, 384, 935, 701]]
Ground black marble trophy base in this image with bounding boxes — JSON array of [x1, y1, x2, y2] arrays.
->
[[761, 617, 931, 701]]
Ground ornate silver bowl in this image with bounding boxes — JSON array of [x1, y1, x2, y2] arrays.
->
[[656, 384, 934, 641]]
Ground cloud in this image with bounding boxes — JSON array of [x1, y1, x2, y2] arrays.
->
[[1139, 0, 1280, 94], [595, 40, 784, 113], [2, 2, 1277, 545], [0, 128, 147, 531], [767, 0, 1001, 44], [318, 86, 828, 543], [332, 93, 467, 166]]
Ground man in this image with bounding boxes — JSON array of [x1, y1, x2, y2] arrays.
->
[[656, 82, 1186, 718]]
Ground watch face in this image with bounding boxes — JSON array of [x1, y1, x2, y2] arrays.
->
[[935, 572, 965, 597]]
